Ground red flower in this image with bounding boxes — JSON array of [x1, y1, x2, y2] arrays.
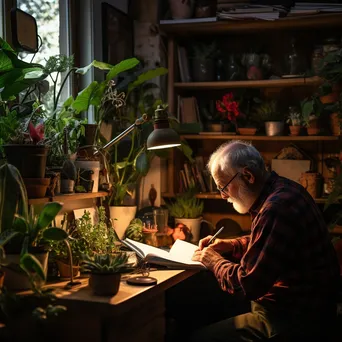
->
[[216, 93, 240, 123], [29, 122, 44, 143]]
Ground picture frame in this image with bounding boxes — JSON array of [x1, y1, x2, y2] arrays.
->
[[101, 2, 134, 65]]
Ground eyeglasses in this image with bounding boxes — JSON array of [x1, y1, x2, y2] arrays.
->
[[217, 172, 239, 195]]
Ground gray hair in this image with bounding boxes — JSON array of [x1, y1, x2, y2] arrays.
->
[[207, 140, 265, 179]]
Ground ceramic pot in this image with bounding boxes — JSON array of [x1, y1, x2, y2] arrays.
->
[[289, 126, 301, 136], [109, 206, 137, 239], [168, 0, 195, 19], [237, 127, 257, 136], [60, 179, 75, 194], [89, 273, 121, 296], [265, 121, 284, 136], [74, 160, 100, 193], [174, 217, 215, 244], [207, 123, 230, 132]]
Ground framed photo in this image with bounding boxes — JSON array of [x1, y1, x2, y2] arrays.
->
[[102, 2, 134, 65]]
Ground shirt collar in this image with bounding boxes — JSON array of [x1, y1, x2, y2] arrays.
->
[[248, 171, 278, 219]]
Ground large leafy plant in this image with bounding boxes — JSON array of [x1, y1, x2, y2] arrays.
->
[[0, 163, 67, 289]]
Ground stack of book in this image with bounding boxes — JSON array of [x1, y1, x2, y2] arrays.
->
[[289, 2, 342, 16], [217, 3, 287, 20]]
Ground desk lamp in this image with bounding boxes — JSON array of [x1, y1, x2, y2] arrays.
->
[[95, 105, 181, 285]]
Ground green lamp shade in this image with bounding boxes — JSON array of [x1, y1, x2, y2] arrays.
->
[[147, 127, 181, 150]]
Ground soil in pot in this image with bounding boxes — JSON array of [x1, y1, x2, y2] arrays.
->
[[89, 273, 121, 296], [3, 145, 49, 178]]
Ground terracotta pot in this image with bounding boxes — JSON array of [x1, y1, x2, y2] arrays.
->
[[23, 178, 50, 198], [56, 260, 80, 279], [330, 112, 341, 136], [237, 127, 257, 136], [289, 126, 301, 136], [307, 127, 320, 136], [320, 83, 342, 104], [89, 273, 121, 296], [207, 123, 230, 132]]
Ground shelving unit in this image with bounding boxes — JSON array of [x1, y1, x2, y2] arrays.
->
[[163, 13, 342, 231], [174, 76, 321, 90], [28, 192, 108, 205]]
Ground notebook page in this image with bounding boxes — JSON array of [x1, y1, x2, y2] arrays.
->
[[125, 238, 170, 259], [168, 239, 203, 266]]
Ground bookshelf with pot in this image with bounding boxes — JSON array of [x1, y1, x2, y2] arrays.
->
[[160, 13, 342, 236]]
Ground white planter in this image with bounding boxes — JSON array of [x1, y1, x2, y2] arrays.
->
[[3, 252, 49, 290], [109, 206, 137, 239], [174, 217, 214, 244], [74, 160, 100, 193]]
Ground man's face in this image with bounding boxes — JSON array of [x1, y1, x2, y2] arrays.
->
[[216, 170, 251, 214]]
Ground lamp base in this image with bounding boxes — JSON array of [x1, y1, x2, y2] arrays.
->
[[126, 276, 157, 286]]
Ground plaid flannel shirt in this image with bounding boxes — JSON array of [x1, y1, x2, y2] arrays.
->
[[213, 171, 340, 313]]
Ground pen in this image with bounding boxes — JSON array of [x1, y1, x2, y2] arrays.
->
[[208, 226, 225, 245]]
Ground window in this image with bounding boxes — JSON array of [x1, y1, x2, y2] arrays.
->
[[16, 0, 71, 105]]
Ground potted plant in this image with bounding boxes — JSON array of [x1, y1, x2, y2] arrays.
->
[[216, 92, 243, 133], [286, 106, 303, 136], [0, 163, 67, 290], [190, 41, 217, 82], [166, 187, 213, 244], [81, 253, 133, 296], [318, 48, 342, 104], [253, 100, 284, 136], [301, 96, 322, 136]]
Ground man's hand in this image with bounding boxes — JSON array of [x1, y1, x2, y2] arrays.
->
[[192, 247, 223, 271], [198, 236, 235, 255]]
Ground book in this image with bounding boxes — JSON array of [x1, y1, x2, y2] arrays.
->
[[122, 238, 206, 270]]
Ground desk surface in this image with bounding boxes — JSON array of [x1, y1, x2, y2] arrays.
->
[[43, 269, 198, 313]]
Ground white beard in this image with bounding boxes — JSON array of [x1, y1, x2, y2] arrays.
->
[[227, 184, 252, 214]]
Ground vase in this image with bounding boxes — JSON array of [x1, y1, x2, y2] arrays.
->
[[168, 0, 195, 19]]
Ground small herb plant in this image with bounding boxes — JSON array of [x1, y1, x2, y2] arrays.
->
[[253, 100, 283, 123], [286, 107, 302, 126], [81, 253, 133, 274], [166, 187, 204, 219]]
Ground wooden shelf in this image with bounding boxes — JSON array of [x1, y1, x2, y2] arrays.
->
[[28, 192, 108, 205], [160, 13, 342, 35], [180, 134, 339, 141], [162, 192, 328, 204], [174, 77, 321, 90]]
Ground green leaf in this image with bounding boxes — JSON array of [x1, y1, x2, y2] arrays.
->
[[63, 95, 74, 108], [72, 81, 99, 113], [42, 227, 68, 241], [0, 164, 28, 232], [177, 141, 194, 163], [134, 151, 150, 176], [0, 230, 19, 247], [76, 60, 113, 75], [20, 253, 46, 282], [127, 67, 168, 94], [13, 216, 28, 234], [36, 202, 63, 233], [24, 70, 45, 79], [106, 57, 140, 81], [0, 37, 15, 53]]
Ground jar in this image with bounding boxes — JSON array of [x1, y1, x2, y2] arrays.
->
[[311, 45, 323, 76]]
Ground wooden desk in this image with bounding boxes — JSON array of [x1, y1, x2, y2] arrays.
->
[[12, 270, 197, 342]]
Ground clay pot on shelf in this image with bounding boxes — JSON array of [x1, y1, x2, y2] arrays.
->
[[306, 118, 320, 136], [23, 178, 50, 198], [237, 127, 257, 136], [319, 83, 342, 104], [289, 125, 301, 136], [56, 260, 80, 279], [207, 123, 230, 133], [330, 112, 341, 136]]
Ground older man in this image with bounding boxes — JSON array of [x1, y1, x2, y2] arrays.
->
[[191, 140, 340, 342]]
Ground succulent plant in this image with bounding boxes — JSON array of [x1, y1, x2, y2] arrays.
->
[[81, 253, 134, 274]]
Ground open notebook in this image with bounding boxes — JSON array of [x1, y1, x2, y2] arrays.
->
[[122, 238, 206, 270]]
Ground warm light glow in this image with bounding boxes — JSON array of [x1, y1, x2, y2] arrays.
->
[[147, 143, 181, 150]]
